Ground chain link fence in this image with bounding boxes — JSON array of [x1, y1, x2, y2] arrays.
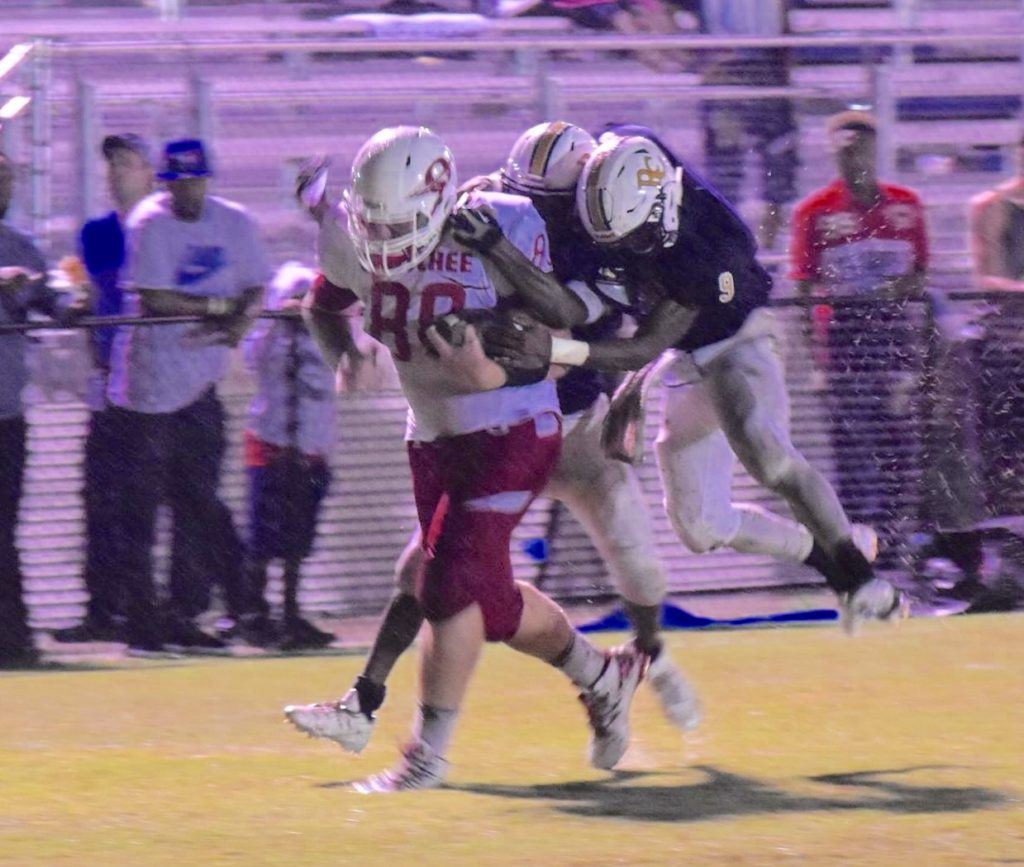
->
[[2, 20, 1024, 628]]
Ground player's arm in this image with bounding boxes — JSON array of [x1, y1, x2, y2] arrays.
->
[[571, 297, 695, 370], [477, 236, 588, 328], [485, 296, 696, 372], [448, 201, 589, 329], [970, 193, 1024, 292], [301, 274, 362, 373]]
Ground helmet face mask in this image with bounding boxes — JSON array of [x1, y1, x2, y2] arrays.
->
[[577, 135, 681, 252], [345, 127, 457, 279]]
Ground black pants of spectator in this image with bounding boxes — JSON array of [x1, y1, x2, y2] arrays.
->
[[0, 415, 31, 659], [975, 309, 1024, 517], [701, 98, 797, 208], [826, 304, 923, 567], [81, 406, 129, 625], [110, 388, 252, 644], [165, 391, 236, 619], [916, 317, 986, 577]]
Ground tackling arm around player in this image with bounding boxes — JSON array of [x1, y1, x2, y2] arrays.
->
[[286, 127, 652, 793], [457, 130, 907, 633], [286, 124, 702, 774]]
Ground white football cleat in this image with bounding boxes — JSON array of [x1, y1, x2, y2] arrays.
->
[[850, 523, 879, 564], [579, 643, 648, 770], [283, 688, 375, 754], [839, 577, 908, 635], [351, 740, 447, 794], [646, 650, 701, 731]]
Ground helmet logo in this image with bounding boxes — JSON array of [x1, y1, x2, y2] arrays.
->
[[421, 157, 452, 217], [424, 158, 451, 195], [636, 156, 665, 189]]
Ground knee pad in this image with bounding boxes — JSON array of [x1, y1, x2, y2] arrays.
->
[[738, 420, 796, 491], [616, 560, 667, 608], [663, 494, 735, 555]]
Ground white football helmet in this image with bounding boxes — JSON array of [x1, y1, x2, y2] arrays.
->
[[344, 126, 457, 278], [503, 121, 597, 198], [576, 135, 682, 250]]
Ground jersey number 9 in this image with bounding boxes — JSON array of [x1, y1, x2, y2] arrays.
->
[[717, 271, 736, 304]]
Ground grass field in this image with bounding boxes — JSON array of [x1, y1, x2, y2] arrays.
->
[[1, 614, 1022, 866]]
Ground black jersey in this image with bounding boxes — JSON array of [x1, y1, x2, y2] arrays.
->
[[547, 223, 621, 415], [600, 124, 772, 352]]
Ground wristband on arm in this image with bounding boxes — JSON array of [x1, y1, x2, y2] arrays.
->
[[550, 337, 590, 366]]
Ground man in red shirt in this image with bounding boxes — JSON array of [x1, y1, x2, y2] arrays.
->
[[790, 109, 929, 566]]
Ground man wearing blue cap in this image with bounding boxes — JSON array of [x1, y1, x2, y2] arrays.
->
[[106, 138, 269, 654]]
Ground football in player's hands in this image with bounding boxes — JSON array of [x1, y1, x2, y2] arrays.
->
[[430, 309, 548, 385], [432, 308, 510, 351], [430, 309, 544, 362]]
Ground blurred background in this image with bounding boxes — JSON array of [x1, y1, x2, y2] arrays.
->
[[2, 0, 1023, 636]]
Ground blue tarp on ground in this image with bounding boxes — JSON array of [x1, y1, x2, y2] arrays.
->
[[578, 602, 838, 633]]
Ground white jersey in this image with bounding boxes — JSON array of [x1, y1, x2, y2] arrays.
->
[[108, 192, 268, 414], [318, 190, 559, 442]]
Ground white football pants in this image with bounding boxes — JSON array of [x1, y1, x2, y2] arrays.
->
[[655, 308, 853, 560]]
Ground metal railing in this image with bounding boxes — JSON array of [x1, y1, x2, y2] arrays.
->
[[0, 24, 1021, 249], [3, 287, 1022, 625]]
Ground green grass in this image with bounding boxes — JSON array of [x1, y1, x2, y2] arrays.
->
[[1, 615, 1022, 866]]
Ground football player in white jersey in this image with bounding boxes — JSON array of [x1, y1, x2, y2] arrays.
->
[[284, 122, 700, 762], [283, 127, 648, 791]]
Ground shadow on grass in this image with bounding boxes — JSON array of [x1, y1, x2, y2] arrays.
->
[[1, 644, 369, 676], [0, 660, 190, 676], [442, 765, 1010, 822]]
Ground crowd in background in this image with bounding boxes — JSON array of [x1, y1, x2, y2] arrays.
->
[[1, 0, 1023, 667]]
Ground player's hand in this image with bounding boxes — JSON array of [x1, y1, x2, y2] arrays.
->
[[480, 315, 553, 370], [425, 323, 507, 392], [602, 363, 656, 465], [296, 156, 331, 222], [457, 174, 499, 196], [448, 201, 504, 255]]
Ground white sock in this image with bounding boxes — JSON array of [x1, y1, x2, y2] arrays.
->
[[554, 632, 608, 691], [414, 703, 459, 758]]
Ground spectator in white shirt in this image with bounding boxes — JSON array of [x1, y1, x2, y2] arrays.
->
[[106, 138, 268, 654]]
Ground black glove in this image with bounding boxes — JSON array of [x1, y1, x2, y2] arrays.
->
[[449, 205, 504, 254]]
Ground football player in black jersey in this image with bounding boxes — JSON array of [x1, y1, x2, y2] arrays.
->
[[470, 126, 905, 632]]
